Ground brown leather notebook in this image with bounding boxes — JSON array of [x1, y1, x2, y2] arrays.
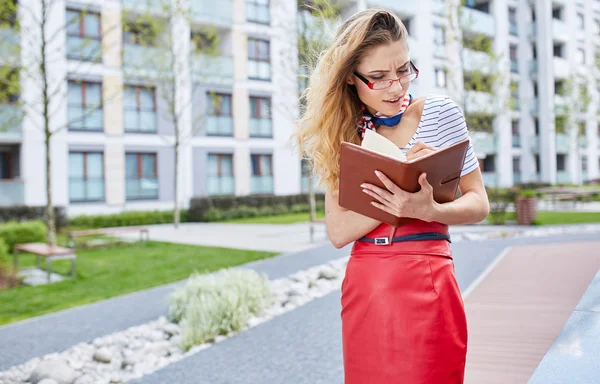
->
[[338, 137, 470, 227]]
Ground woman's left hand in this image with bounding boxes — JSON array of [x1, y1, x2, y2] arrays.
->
[[361, 170, 437, 221]]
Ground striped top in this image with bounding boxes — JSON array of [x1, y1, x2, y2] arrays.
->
[[400, 94, 479, 177]]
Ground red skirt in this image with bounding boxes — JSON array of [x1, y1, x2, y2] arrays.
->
[[341, 220, 468, 384]]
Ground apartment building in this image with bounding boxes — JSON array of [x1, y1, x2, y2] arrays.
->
[[1, 0, 599, 215]]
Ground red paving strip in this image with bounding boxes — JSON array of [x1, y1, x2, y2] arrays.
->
[[463, 241, 600, 384]]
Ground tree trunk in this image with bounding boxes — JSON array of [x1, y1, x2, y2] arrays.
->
[[173, 140, 180, 228]]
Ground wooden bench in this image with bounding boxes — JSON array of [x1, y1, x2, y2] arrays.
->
[[13, 243, 77, 283], [67, 226, 149, 248]]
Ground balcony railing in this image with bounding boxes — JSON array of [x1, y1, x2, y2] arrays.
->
[[463, 48, 493, 74], [512, 135, 521, 148], [126, 177, 159, 200], [0, 27, 19, 63], [248, 60, 271, 81], [509, 22, 518, 36], [204, 116, 233, 136], [0, 179, 24, 206], [69, 177, 105, 203], [556, 171, 571, 184], [122, 43, 165, 72], [249, 118, 272, 138], [461, 7, 495, 37], [192, 0, 233, 26], [482, 172, 498, 187], [513, 173, 521, 185], [471, 132, 497, 154], [0, 104, 23, 137], [510, 60, 518, 73], [207, 175, 235, 196], [66, 36, 102, 62], [190, 54, 234, 85], [247, 2, 270, 24], [552, 19, 569, 41], [555, 133, 570, 154], [553, 57, 569, 78], [251, 175, 273, 195]]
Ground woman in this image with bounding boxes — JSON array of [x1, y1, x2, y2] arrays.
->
[[294, 8, 490, 384]]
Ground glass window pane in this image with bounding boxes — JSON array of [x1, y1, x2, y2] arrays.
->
[[206, 93, 217, 115], [126, 178, 138, 198], [261, 99, 270, 117], [141, 154, 155, 177], [248, 39, 256, 59], [221, 155, 232, 175], [207, 154, 218, 176], [261, 155, 272, 175], [66, 11, 80, 35], [68, 82, 81, 104], [68, 106, 84, 129], [221, 95, 231, 115], [85, 83, 102, 106], [124, 86, 137, 108], [251, 155, 259, 175], [84, 13, 100, 38], [249, 98, 257, 117], [86, 153, 103, 178], [84, 108, 103, 130], [86, 179, 104, 200], [140, 111, 156, 131], [69, 153, 84, 177], [125, 154, 138, 177], [140, 88, 154, 109], [258, 41, 269, 60], [124, 110, 139, 131], [69, 179, 85, 201]]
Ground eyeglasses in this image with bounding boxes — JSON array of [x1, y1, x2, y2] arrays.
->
[[353, 61, 419, 90]]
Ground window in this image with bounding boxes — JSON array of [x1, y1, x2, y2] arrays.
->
[[124, 85, 156, 133], [250, 154, 273, 194], [66, 9, 101, 62], [434, 68, 446, 88], [206, 93, 233, 136], [555, 80, 565, 95], [401, 18, 412, 34], [482, 155, 495, 173], [508, 8, 517, 35], [207, 154, 234, 195], [534, 118, 539, 135], [125, 153, 158, 200], [68, 152, 104, 202], [247, 0, 270, 24], [535, 155, 540, 173], [511, 120, 519, 136], [249, 96, 272, 137], [553, 43, 564, 58], [509, 45, 518, 72], [433, 25, 445, 45], [577, 12, 584, 30], [582, 155, 588, 172], [552, 7, 562, 21], [248, 38, 271, 81], [512, 157, 521, 174], [0, 152, 13, 179], [576, 48, 585, 64], [556, 154, 566, 171], [68, 81, 103, 131]]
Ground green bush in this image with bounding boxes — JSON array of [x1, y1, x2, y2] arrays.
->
[[486, 187, 519, 225], [168, 268, 274, 351], [68, 210, 189, 229], [0, 221, 47, 252], [0, 239, 9, 267], [0, 206, 67, 228]]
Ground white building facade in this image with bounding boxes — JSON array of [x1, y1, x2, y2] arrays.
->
[[0, 0, 598, 216]]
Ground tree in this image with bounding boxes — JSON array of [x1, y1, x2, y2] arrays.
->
[[0, 0, 119, 246], [122, 0, 220, 228]]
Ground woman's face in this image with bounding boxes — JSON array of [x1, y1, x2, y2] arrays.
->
[[349, 40, 412, 116]]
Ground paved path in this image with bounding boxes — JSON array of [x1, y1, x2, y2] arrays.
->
[[136, 233, 600, 384], [0, 242, 353, 371]]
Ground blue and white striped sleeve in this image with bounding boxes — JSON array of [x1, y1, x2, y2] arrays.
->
[[435, 97, 479, 176]]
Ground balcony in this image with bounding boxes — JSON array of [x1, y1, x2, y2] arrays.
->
[[482, 172, 498, 187], [251, 175, 273, 195], [465, 91, 495, 114], [509, 22, 518, 36], [531, 135, 539, 152], [66, 36, 102, 62], [207, 175, 235, 196], [461, 7, 495, 37], [0, 179, 24, 206], [471, 132, 497, 155], [552, 19, 569, 41], [578, 136, 587, 148], [556, 133, 570, 154], [249, 118, 272, 138], [204, 116, 233, 136], [247, 2, 270, 24], [122, 43, 165, 72], [529, 22, 536, 39], [554, 94, 568, 114], [462, 48, 493, 74], [190, 54, 234, 85], [512, 135, 521, 148], [0, 104, 23, 139], [192, 0, 233, 27], [553, 57, 569, 78], [513, 173, 521, 185], [529, 60, 538, 76], [530, 98, 539, 115], [121, 0, 165, 14], [510, 60, 518, 73], [0, 27, 19, 64], [433, 44, 445, 59], [556, 171, 571, 184], [248, 60, 271, 81]]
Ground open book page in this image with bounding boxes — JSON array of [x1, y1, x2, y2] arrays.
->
[[360, 129, 407, 162]]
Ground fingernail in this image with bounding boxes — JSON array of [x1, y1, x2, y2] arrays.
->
[[360, 184, 366, 188], [362, 189, 369, 194], [374, 170, 380, 176]]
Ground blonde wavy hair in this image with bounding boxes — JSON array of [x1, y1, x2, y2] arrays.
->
[[293, 9, 409, 193]]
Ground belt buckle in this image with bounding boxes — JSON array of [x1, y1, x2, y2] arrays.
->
[[374, 237, 389, 245]]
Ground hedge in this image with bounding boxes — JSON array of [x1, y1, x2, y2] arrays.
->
[[68, 209, 189, 229], [0, 206, 67, 228], [0, 221, 47, 252]]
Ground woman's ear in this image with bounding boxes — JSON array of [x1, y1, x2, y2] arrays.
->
[[347, 77, 355, 85]]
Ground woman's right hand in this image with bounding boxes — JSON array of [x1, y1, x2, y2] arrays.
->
[[406, 142, 438, 161]]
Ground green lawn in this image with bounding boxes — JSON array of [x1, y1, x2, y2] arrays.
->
[[535, 211, 600, 225], [0, 241, 277, 326], [223, 211, 325, 224]]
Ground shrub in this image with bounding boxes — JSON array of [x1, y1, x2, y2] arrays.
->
[[168, 268, 274, 351], [0, 221, 47, 252], [486, 187, 519, 225], [0, 206, 67, 228], [0, 239, 8, 266], [68, 210, 189, 229]]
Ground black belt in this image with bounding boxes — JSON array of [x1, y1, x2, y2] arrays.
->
[[357, 232, 451, 246]]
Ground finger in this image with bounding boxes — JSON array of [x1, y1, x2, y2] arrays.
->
[[374, 170, 401, 194], [406, 149, 434, 161], [361, 183, 394, 203], [363, 187, 393, 205], [370, 200, 400, 217], [418, 173, 433, 192], [406, 142, 426, 156]]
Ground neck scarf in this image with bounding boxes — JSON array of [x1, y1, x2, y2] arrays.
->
[[356, 93, 413, 140]]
